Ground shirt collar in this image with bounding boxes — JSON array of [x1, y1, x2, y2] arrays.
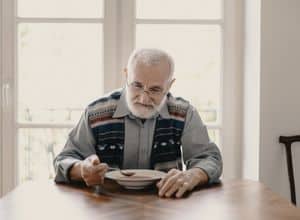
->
[[112, 89, 171, 119], [112, 88, 131, 118]]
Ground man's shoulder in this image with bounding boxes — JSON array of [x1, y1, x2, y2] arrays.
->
[[166, 93, 190, 118], [167, 93, 190, 108], [87, 89, 123, 113]]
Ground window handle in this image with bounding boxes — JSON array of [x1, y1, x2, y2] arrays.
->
[[2, 83, 10, 109]]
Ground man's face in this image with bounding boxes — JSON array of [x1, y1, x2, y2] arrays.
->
[[125, 60, 173, 119]]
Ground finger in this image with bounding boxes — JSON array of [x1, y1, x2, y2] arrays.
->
[[90, 155, 100, 166], [157, 169, 178, 189], [96, 171, 105, 185], [159, 172, 183, 197], [82, 163, 105, 180], [95, 170, 107, 182], [176, 182, 190, 198], [84, 176, 98, 187], [86, 154, 99, 164], [165, 178, 184, 198], [156, 179, 164, 188], [81, 163, 93, 179], [159, 171, 181, 193], [157, 172, 175, 191], [84, 169, 106, 186], [156, 180, 163, 188], [87, 154, 97, 161], [94, 163, 108, 172]]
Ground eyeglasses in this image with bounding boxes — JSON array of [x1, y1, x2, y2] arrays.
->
[[126, 80, 166, 97]]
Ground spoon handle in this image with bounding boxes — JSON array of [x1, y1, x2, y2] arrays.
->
[[107, 166, 119, 172]]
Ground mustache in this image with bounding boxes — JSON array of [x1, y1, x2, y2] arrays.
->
[[135, 102, 153, 108], [134, 101, 160, 112]]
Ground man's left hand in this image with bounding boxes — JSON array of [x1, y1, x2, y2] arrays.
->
[[156, 168, 208, 198]]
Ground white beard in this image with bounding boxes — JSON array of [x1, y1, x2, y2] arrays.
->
[[125, 88, 166, 119]]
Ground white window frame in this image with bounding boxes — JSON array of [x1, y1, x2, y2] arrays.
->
[[1, 0, 17, 196], [0, 0, 243, 196], [222, 0, 243, 180], [0, 0, 2, 197]]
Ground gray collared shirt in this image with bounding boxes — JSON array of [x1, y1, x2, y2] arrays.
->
[[53, 90, 223, 184]]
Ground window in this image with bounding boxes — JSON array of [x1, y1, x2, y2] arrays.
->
[[18, 22, 103, 181], [1, 0, 241, 195], [135, 0, 223, 146], [1, 0, 105, 188]]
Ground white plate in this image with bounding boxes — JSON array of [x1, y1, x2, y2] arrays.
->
[[105, 169, 166, 189]]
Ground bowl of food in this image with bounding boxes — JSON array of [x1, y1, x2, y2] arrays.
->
[[105, 169, 166, 189]]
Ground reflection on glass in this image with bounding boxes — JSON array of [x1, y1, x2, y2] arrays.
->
[[136, 0, 222, 19], [18, 128, 71, 183], [18, 0, 104, 18], [136, 24, 221, 123], [18, 23, 103, 124]]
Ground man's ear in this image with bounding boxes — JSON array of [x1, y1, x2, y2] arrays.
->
[[167, 78, 176, 91]]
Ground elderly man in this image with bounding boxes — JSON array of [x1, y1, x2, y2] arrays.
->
[[54, 48, 222, 198]]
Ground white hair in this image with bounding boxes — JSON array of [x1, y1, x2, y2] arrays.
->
[[127, 48, 174, 79]]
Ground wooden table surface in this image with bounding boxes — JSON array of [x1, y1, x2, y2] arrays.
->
[[0, 179, 299, 220]]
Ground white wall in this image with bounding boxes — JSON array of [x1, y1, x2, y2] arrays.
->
[[260, 0, 300, 204], [242, 0, 260, 181]]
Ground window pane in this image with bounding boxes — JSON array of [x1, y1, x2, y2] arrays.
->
[[136, 0, 222, 19], [18, 0, 104, 18], [18, 23, 103, 124], [208, 129, 220, 149], [136, 25, 221, 123], [18, 128, 71, 183]]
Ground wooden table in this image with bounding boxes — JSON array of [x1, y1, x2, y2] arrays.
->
[[0, 179, 299, 220]]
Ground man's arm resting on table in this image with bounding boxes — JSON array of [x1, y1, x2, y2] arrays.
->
[[190, 167, 209, 186], [182, 106, 223, 184], [156, 167, 209, 198], [54, 109, 98, 183], [69, 161, 83, 181]]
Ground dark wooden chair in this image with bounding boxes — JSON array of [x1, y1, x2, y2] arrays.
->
[[279, 135, 300, 205]]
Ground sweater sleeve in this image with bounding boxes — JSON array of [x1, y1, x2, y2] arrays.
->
[[181, 106, 223, 184], [53, 109, 96, 183]]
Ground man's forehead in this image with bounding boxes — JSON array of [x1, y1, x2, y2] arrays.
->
[[130, 61, 170, 82]]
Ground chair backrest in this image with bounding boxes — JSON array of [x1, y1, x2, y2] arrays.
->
[[279, 135, 300, 205]]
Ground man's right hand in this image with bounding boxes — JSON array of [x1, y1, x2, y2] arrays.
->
[[70, 154, 108, 186]]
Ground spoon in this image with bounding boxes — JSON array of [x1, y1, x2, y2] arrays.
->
[[108, 167, 136, 177]]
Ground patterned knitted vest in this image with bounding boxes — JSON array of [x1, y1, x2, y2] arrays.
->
[[88, 90, 189, 172]]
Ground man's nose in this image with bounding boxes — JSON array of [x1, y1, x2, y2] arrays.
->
[[139, 91, 151, 104]]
